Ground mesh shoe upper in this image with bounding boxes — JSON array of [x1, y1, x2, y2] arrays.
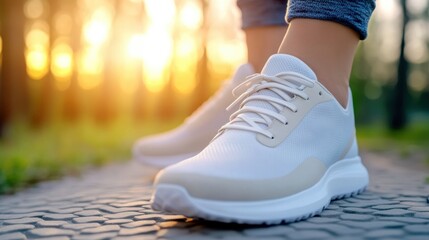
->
[[155, 54, 359, 201]]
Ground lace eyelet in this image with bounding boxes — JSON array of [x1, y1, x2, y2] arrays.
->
[[319, 91, 322, 96], [284, 122, 288, 125], [270, 136, 275, 139]]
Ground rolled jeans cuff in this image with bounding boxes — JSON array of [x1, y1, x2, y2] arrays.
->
[[287, 0, 376, 40], [237, 0, 288, 29]]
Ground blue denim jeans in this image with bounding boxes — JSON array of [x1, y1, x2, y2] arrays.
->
[[237, 0, 376, 39]]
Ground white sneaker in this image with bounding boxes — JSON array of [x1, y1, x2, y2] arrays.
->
[[151, 54, 369, 224], [133, 64, 255, 168]]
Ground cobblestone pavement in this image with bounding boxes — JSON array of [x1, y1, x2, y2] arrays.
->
[[1, 152, 429, 240]]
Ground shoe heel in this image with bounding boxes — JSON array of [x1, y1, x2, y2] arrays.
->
[[327, 157, 369, 200]]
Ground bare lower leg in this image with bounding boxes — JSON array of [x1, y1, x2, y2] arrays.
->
[[278, 19, 359, 107], [245, 26, 287, 72]]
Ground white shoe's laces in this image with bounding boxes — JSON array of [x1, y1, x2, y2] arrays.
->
[[218, 72, 315, 138]]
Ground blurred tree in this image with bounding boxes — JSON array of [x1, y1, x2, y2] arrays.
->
[[190, 0, 210, 114], [157, 71, 176, 119], [157, 1, 181, 120], [63, 1, 82, 122], [31, 0, 57, 128], [389, 0, 409, 130], [133, 1, 148, 120], [95, 0, 120, 124], [0, 0, 29, 136]]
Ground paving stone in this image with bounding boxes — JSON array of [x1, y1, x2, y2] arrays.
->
[[306, 217, 339, 223], [43, 213, 76, 220], [405, 236, 429, 240], [395, 197, 427, 202], [379, 194, 400, 199], [343, 207, 376, 214], [36, 220, 67, 227], [160, 215, 187, 221], [156, 221, 185, 229], [113, 236, 156, 240], [205, 230, 243, 238], [62, 223, 101, 230], [324, 205, 340, 210], [3, 218, 42, 224], [0, 224, 34, 234], [221, 237, 284, 240], [72, 232, 117, 240], [0, 232, 27, 240], [408, 206, 429, 212], [119, 225, 159, 236], [110, 201, 149, 208], [156, 228, 190, 238], [339, 213, 375, 221], [28, 228, 75, 237], [371, 204, 410, 210], [73, 217, 107, 223], [74, 210, 102, 216], [48, 208, 84, 214], [287, 230, 332, 240], [105, 219, 133, 224], [339, 220, 406, 230], [339, 199, 399, 208], [134, 214, 164, 220], [85, 205, 141, 213], [365, 229, 405, 238], [290, 222, 364, 235], [81, 225, 120, 234], [104, 212, 141, 219], [414, 212, 429, 219], [373, 209, 414, 216], [122, 220, 156, 228], [317, 210, 342, 217], [243, 226, 296, 237], [5, 207, 51, 214], [403, 224, 429, 234], [0, 213, 45, 220], [35, 237, 70, 240], [377, 216, 429, 224], [400, 192, 428, 197], [400, 201, 429, 207], [351, 194, 381, 200]]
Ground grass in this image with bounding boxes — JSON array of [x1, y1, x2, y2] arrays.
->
[[356, 122, 429, 155], [0, 117, 181, 194]]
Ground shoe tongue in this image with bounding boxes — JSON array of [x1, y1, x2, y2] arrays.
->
[[232, 54, 317, 131], [261, 54, 317, 81]]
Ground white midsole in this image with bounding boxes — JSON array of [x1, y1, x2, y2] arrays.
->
[[154, 156, 369, 221]]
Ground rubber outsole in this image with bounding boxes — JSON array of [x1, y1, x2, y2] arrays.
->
[[151, 157, 369, 225]]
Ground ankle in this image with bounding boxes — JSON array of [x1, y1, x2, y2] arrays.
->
[[320, 83, 349, 108]]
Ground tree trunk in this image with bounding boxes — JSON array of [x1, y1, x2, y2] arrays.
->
[[0, 0, 28, 136], [133, 1, 148, 121], [31, 0, 58, 128], [190, 0, 210, 114], [95, 0, 120, 124], [63, 2, 81, 122], [389, 0, 409, 130]]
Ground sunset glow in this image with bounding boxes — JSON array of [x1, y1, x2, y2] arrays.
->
[[21, 0, 246, 94]]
